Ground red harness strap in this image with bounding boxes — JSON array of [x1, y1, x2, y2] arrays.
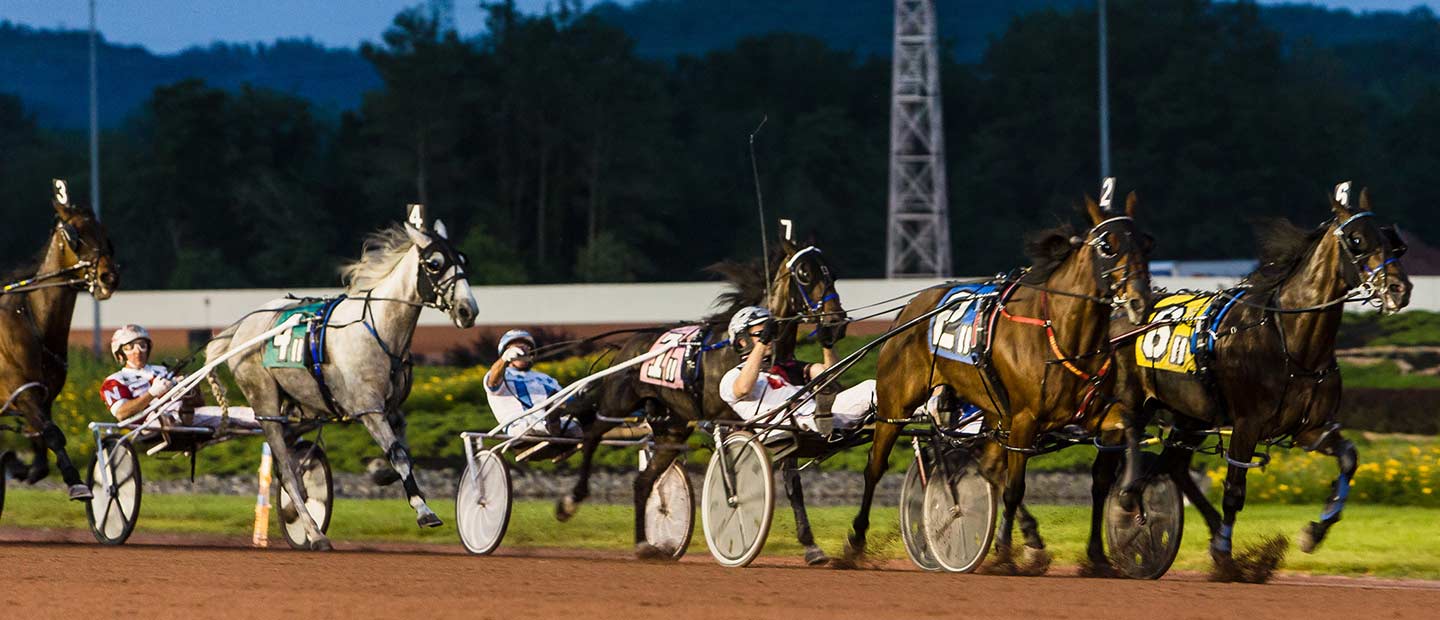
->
[[997, 287, 1114, 420]]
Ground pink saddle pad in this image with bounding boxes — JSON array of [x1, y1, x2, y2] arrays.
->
[[638, 325, 702, 389]]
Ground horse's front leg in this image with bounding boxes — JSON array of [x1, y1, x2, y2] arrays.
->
[[358, 411, 441, 528], [782, 456, 828, 566], [16, 394, 89, 499], [844, 420, 900, 562], [1084, 447, 1122, 575], [1297, 429, 1357, 553], [263, 420, 331, 550], [985, 419, 1044, 574]]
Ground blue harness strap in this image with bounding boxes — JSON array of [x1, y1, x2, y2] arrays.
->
[[308, 294, 349, 417]]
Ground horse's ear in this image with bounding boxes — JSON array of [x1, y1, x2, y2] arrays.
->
[[1125, 191, 1139, 218], [434, 219, 449, 240], [51, 178, 73, 214], [406, 203, 428, 231], [1331, 181, 1354, 217], [1083, 195, 1104, 225], [1358, 187, 1372, 212]]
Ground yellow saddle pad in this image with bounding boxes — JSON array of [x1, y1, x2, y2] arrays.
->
[[1135, 293, 1219, 374]]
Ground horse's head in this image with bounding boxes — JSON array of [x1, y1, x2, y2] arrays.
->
[[1081, 184, 1152, 324], [49, 178, 118, 300], [1327, 182, 1411, 314], [769, 237, 847, 346], [401, 204, 478, 328]]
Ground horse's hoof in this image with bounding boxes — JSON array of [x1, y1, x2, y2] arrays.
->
[[804, 546, 830, 567], [417, 513, 444, 528], [67, 483, 94, 501], [635, 543, 671, 561], [555, 496, 578, 522], [309, 538, 334, 552], [367, 459, 401, 486], [1297, 522, 1321, 554], [1077, 557, 1119, 578], [1017, 545, 1051, 576]]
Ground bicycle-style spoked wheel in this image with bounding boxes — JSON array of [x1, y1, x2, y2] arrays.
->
[[644, 459, 694, 560], [900, 455, 941, 571], [1104, 453, 1184, 579], [701, 431, 774, 568], [456, 450, 512, 555], [922, 454, 995, 573], [86, 439, 142, 545]]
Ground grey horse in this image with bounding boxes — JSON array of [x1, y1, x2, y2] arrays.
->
[[206, 204, 477, 550]]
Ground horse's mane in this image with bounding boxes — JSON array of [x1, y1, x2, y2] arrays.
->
[[1019, 223, 1079, 283], [703, 259, 768, 323], [338, 224, 415, 292], [1244, 217, 1327, 295]]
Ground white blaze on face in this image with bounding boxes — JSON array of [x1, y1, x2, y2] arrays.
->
[[451, 277, 478, 327]]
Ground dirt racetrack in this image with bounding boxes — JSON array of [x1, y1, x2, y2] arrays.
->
[[4, 529, 1440, 619]]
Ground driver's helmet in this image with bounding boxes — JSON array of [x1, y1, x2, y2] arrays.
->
[[110, 324, 152, 361], [727, 306, 772, 356], [497, 329, 536, 355]]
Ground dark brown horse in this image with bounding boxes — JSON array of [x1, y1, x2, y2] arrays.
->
[[848, 191, 1152, 571], [1, 179, 119, 502], [1089, 184, 1410, 581], [553, 238, 847, 564]]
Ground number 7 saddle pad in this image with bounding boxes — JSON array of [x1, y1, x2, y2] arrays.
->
[[639, 325, 704, 389]]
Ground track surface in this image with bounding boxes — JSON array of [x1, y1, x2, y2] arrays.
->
[[4, 529, 1439, 619]]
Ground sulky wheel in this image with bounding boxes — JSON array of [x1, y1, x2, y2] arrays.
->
[[1104, 452, 1184, 579], [0, 450, 10, 523], [456, 449, 512, 555], [274, 440, 333, 550], [900, 455, 941, 571], [644, 459, 694, 560], [922, 452, 996, 573], [86, 438, 142, 545], [700, 431, 774, 568]]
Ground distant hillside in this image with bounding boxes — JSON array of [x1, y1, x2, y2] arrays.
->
[[0, 21, 379, 128]]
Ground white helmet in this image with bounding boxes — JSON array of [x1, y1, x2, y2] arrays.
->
[[110, 324, 152, 360], [497, 329, 536, 355], [728, 306, 772, 355]]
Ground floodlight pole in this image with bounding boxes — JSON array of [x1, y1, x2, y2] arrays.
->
[[1098, 0, 1112, 179], [89, 0, 103, 357]]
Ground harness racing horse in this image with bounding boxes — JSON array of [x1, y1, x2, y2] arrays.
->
[[848, 190, 1153, 572], [554, 239, 848, 564], [205, 205, 477, 550], [1089, 183, 1411, 581], [0, 179, 119, 504]]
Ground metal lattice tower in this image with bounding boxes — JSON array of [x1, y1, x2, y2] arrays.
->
[[886, 0, 951, 278]]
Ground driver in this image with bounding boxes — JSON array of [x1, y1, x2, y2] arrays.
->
[[719, 306, 875, 435], [484, 329, 582, 437], [100, 324, 257, 430]]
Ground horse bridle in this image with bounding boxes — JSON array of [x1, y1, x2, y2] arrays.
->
[[415, 239, 470, 313], [0, 218, 108, 297], [783, 246, 845, 331], [1083, 216, 1147, 310], [1332, 211, 1405, 307]]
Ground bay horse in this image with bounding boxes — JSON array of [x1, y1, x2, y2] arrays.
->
[[553, 238, 848, 564], [205, 204, 477, 549], [1089, 184, 1410, 581], [848, 191, 1153, 571], [0, 179, 119, 503]]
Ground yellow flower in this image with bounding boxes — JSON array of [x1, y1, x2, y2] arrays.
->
[[1278, 484, 1290, 491], [1425, 488, 1433, 495]]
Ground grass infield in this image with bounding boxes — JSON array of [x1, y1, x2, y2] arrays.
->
[[3, 489, 1437, 580]]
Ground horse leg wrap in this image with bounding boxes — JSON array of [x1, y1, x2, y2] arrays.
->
[[1303, 439, 1357, 551], [1212, 523, 1234, 555]]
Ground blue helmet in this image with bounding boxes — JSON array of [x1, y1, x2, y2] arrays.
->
[[497, 329, 536, 354]]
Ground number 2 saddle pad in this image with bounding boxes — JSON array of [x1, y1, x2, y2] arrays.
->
[[1134, 291, 1240, 374], [639, 325, 704, 389], [927, 284, 1002, 364]]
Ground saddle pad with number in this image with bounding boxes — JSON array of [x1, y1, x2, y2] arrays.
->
[[639, 325, 702, 389], [261, 301, 328, 369], [927, 284, 1001, 364], [1135, 292, 1224, 374]]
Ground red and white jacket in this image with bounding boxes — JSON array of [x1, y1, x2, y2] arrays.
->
[[99, 364, 170, 416]]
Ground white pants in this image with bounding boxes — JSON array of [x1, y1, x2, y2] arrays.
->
[[146, 405, 260, 430], [787, 380, 875, 434]]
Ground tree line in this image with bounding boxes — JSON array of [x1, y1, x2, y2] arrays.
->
[[1, 0, 1437, 290]]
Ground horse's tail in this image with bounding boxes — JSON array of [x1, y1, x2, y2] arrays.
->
[[203, 323, 240, 409]]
